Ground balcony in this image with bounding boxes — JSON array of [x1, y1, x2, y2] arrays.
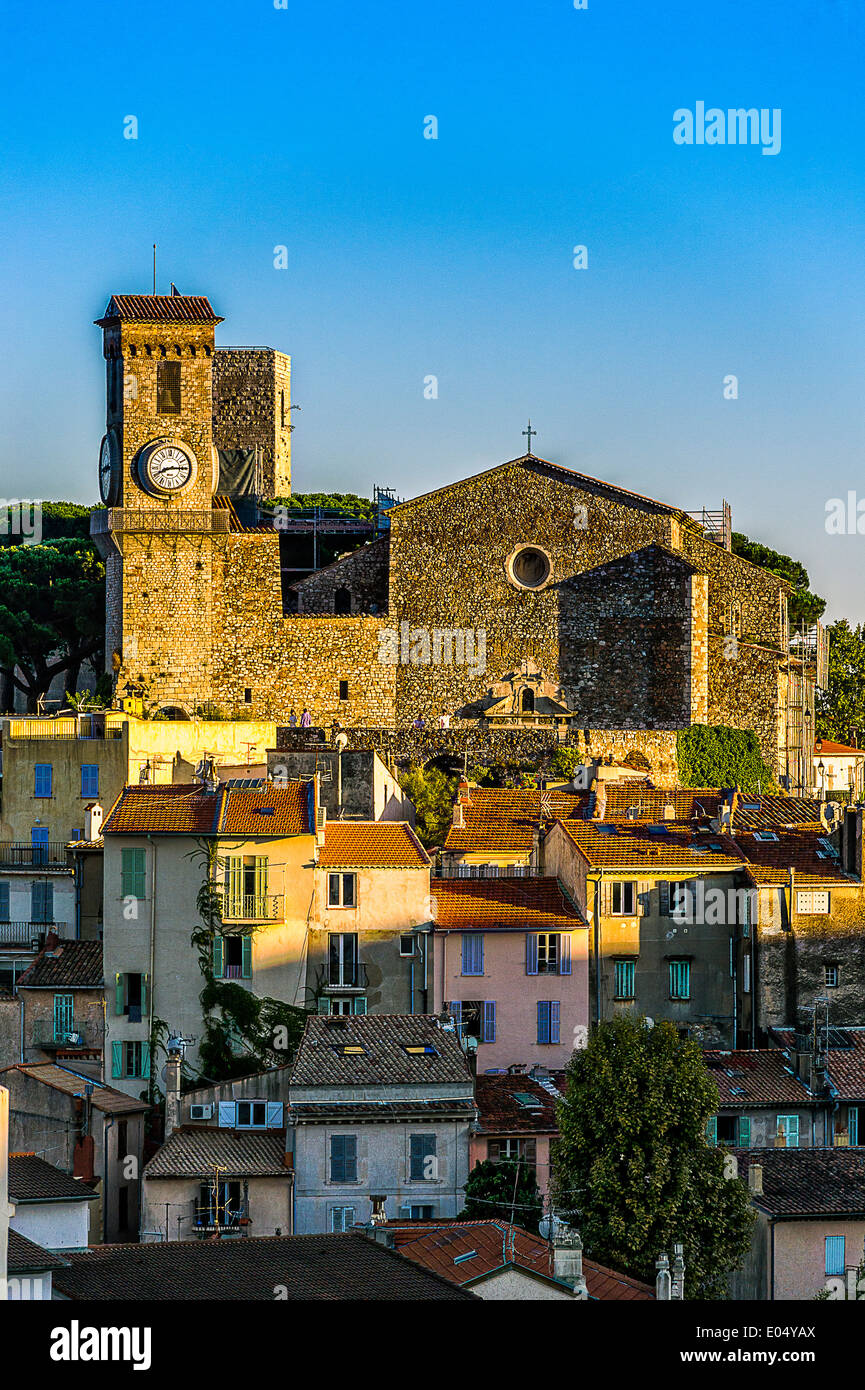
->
[[0, 843, 68, 868], [0, 923, 50, 947], [325, 962, 369, 991], [221, 894, 283, 923], [6, 718, 123, 741], [192, 1205, 249, 1234], [31, 1018, 96, 1050], [91, 508, 230, 537]]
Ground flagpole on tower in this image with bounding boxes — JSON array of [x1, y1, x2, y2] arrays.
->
[[153, 243, 156, 295]]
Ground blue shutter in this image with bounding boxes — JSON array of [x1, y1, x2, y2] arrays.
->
[[213, 936, 224, 978], [450, 1000, 463, 1035], [526, 934, 538, 975], [0, 883, 8, 921], [462, 934, 483, 975], [140, 1041, 150, 1078], [850, 1108, 859, 1147], [558, 934, 572, 976], [81, 765, 99, 798], [218, 1102, 236, 1128], [241, 935, 252, 978], [34, 764, 52, 798], [317, 996, 331, 1014], [266, 1102, 284, 1128], [825, 1236, 845, 1276], [481, 1000, 496, 1043], [111, 1041, 122, 1078], [537, 1001, 550, 1045], [550, 1001, 560, 1044], [737, 1116, 751, 1147]]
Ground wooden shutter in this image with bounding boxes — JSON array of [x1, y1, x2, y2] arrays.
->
[[737, 1116, 751, 1147], [212, 935, 224, 978], [659, 880, 670, 916], [266, 1102, 284, 1128], [482, 1000, 496, 1043], [537, 1001, 550, 1045], [449, 1000, 463, 1032], [218, 1102, 236, 1128], [600, 881, 611, 916], [241, 935, 253, 978], [550, 1001, 560, 1044], [226, 857, 243, 918], [115, 973, 125, 1015], [140, 1041, 150, 1078], [637, 881, 649, 916], [255, 856, 268, 909], [706, 1115, 717, 1144], [558, 934, 572, 976], [317, 996, 330, 1014], [111, 1041, 122, 1078], [0, 882, 8, 920], [526, 933, 538, 975]]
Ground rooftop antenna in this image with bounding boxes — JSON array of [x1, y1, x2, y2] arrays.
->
[[152, 243, 156, 295]]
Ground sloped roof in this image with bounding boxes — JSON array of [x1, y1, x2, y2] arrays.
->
[[17, 940, 103, 990], [52, 1233, 476, 1300], [144, 1127, 289, 1179], [290, 1014, 473, 1089], [319, 821, 429, 868], [7, 1228, 69, 1275], [389, 1220, 654, 1300], [96, 294, 222, 325], [771, 1028, 865, 1102], [444, 786, 585, 854], [555, 820, 746, 872], [0, 1063, 148, 1114], [704, 1051, 814, 1107], [814, 740, 865, 759], [431, 876, 587, 931], [8, 1154, 100, 1202], [735, 831, 850, 887], [734, 1149, 865, 1216], [474, 1072, 565, 1133], [102, 782, 312, 837]]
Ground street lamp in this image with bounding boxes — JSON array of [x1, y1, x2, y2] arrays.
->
[[818, 760, 826, 799]]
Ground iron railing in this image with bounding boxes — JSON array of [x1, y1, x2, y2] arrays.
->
[[0, 923, 48, 946], [0, 843, 68, 868], [91, 508, 230, 536], [31, 1019, 97, 1048], [221, 894, 283, 922], [326, 961, 369, 990]]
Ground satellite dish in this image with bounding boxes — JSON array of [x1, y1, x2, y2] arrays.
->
[[645, 1017, 655, 1029], [335, 732, 348, 751]]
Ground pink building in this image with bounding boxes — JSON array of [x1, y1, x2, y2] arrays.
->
[[471, 1071, 566, 1199], [431, 876, 589, 1071]]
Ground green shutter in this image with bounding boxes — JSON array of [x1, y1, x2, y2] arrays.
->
[[111, 1041, 122, 1078], [226, 856, 242, 918], [141, 973, 149, 1014], [140, 1041, 150, 1078], [706, 1115, 718, 1145], [353, 996, 367, 1015], [115, 973, 125, 1016], [255, 856, 268, 910], [241, 935, 252, 979], [317, 996, 331, 1015], [121, 847, 146, 899], [213, 936, 224, 978], [738, 1116, 751, 1147]]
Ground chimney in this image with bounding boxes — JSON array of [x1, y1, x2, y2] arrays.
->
[[655, 1251, 671, 1300], [671, 1242, 685, 1300], [452, 801, 465, 830], [552, 1224, 588, 1298], [164, 1050, 182, 1136], [663, 802, 676, 821], [85, 802, 103, 841], [593, 781, 607, 821], [748, 1162, 763, 1196]]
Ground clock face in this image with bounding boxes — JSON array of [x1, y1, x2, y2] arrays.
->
[[144, 443, 194, 493], [99, 432, 118, 504]]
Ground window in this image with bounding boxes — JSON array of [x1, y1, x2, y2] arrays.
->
[[224, 854, 269, 919], [80, 765, 99, 798], [330, 1134, 358, 1183], [114, 971, 148, 1021], [714, 1115, 751, 1147], [196, 1179, 242, 1229], [669, 960, 690, 1000], [825, 1236, 845, 1277], [614, 959, 636, 1000], [508, 545, 551, 590], [331, 1206, 355, 1232], [404, 1205, 434, 1220], [34, 764, 52, 798], [156, 359, 181, 414], [743, 953, 751, 994], [825, 964, 839, 989], [334, 590, 352, 616], [236, 1101, 267, 1129], [611, 881, 636, 916], [409, 1134, 436, 1181], [71, 828, 83, 842], [121, 848, 146, 900], [111, 1040, 150, 1079], [244, 688, 252, 704], [338, 680, 349, 700], [31, 881, 53, 924], [322, 996, 367, 1016], [399, 935, 415, 956], [212, 934, 252, 980], [53, 993, 74, 1041], [797, 891, 830, 914], [537, 1001, 561, 1045], [31, 827, 49, 864], [777, 1115, 800, 1148], [328, 873, 356, 908], [488, 1137, 537, 1171], [448, 1000, 495, 1043], [328, 933, 360, 987], [461, 934, 484, 976], [669, 881, 693, 919], [520, 688, 535, 714], [526, 932, 571, 975], [0, 884, 8, 923]]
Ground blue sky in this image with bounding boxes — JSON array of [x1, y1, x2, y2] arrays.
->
[[2, 0, 864, 619]]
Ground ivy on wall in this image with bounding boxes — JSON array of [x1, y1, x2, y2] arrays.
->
[[676, 725, 777, 793]]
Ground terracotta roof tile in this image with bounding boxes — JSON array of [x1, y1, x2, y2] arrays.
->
[[555, 820, 746, 872], [734, 1149, 865, 1216], [704, 1050, 814, 1107], [9, 1154, 99, 1202], [735, 831, 849, 886], [445, 787, 585, 854], [144, 1127, 289, 1179], [52, 1233, 476, 1300], [389, 1220, 654, 1299], [319, 822, 429, 868], [474, 1073, 562, 1133], [7, 1229, 69, 1275], [17, 941, 103, 990], [0, 1063, 149, 1114], [431, 876, 587, 931], [814, 740, 865, 758], [102, 783, 313, 837], [220, 784, 312, 837], [96, 294, 222, 325], [771, 1028, 865, 1101], [290, 1014, 473, 1088]]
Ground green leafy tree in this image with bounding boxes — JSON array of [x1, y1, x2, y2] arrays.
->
[[0, 538, 105, 710], [676, 726, 777, 793], [816, 620, 865, 745], [0, 501, 93, 548], [551, 1017, 753, 1299], [397, 765, 458, 847], [459, 1158, 543, 1233], [731, 532, 825, 629], [269, 492, 374, 520]]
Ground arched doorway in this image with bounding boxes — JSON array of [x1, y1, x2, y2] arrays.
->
[[521, 688, 535, 714]]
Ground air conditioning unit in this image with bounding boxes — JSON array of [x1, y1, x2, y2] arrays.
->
[[63, 1032, 83, 1046], [190, 1104, 213, 1121]]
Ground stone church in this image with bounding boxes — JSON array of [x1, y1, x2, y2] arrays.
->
[[91, 291, 814, 784]]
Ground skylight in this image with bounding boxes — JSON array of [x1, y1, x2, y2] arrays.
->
[[404, 1044, 438, 1057], [332, 1044, 367, 1056], [754, 831, 779, 842]]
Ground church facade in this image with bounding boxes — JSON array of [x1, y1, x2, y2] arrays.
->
[[90, 292, 813, 786]]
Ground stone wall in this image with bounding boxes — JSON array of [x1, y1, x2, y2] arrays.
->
[[212, 348, 291, 498], [290, 536, 389, 615]]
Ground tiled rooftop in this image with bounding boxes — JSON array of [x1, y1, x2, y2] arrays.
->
[[318, 821, 429, 868], [0, 1063, 149, 1114], [388, 1220, 654, 1300], [102, 782, 312, 837], [144, 1127, 289, 1179], [431, 876, 585, 931], [8, 1154, 99, 1202], [474, 1072, 565, 1133], [734, 1149, 865, 1216], [290, 1014, 473, 1089], [444, 786, 585, 854], [555, 819, 746, 871], [771, 1028, 865, 1102], [7, 1228, 69, 1275], [96, 294, 222, 324], [17, 940, 103, 990], [704, 1050, 814, 1107]]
